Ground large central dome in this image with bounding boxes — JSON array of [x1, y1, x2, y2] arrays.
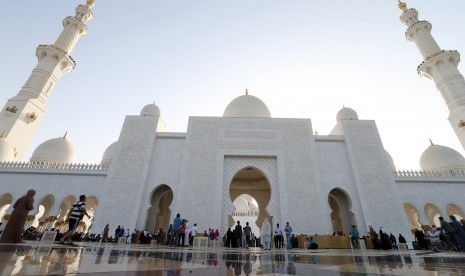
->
[[223, 94, 271, 118]]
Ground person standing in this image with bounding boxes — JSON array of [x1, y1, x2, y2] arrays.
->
[[0, 189, 35, 243], [169, 213, 182, 247], [389, 233, 398, 249], [243, 222, 252, 249], [284, 222, 293, 249], [261, 218, 271, 250], [450, 215, 465, 251], [235, 221, 243, 248], [350, 225, 360, 249], [274, 223, 283, 249], [178, 219, 187, 247], [190, 223, 198, 245], [60, 195, 91, 245], [102, 224, 109, 242]]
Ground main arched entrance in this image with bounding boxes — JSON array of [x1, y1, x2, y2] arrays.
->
[[328, 188, 355, 235], [146, 184, 173, 233], [222, 157, 279, 235], [229, 167, 271, 235]]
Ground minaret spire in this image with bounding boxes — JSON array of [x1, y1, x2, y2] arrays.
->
[[400, 4, 465, 152], [0, 1, 93, 161]]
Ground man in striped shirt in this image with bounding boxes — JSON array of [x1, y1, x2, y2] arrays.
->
[[60, 195, 91, 245]]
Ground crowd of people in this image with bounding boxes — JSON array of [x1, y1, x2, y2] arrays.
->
[[412, 216, 465, 252], [2, 189, 465, 254]]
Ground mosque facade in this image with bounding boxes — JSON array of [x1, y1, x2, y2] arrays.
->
[[0, 1, 465, 240]]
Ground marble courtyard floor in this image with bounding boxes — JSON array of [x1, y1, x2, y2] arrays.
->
[[0, 242, 464, 275]]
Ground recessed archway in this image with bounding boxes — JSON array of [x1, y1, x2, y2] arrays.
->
[[229, 167, 271, 234], [328, 188, 355, 235], [31, 194, 55, 229], [57, 195, 76, 221], [232, 194, 260, 236], [146, 184, 173, 234], [447, 204, 465, 221], [82, 196, 98, 232], [424, 203, 442, 226], [403, 203, 422, 230], [0, 194, 13, 224]]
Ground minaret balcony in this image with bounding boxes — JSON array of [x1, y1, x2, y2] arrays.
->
[[417, 50, 460, 78], [405, 21, 432, 41], [36, 45, 76, 70]]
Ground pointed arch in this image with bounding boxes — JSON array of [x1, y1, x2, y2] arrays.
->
[[424, 203, 442, 226]]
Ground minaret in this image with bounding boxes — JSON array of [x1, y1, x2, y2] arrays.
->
[[398, 1, 465, 150], [0, 1, 94, 161]]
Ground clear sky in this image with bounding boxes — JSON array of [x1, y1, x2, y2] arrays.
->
[[1, 0, 464, 170]]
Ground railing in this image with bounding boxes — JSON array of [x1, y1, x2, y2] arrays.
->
[[0, 161, 108, 171], [393, 169, 465, 178], [417, 50, 459, 73]]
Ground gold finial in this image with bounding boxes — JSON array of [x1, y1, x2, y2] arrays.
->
[[0, 131, 5, 139], [429, 138, 434, 146], [86, 0, 95, 8], [245, 89, 248, 95], [63, 131, 68, 139], [397, 0, 407, 11]]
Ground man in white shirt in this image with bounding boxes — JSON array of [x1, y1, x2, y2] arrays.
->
[[190, 223, 198, 246]]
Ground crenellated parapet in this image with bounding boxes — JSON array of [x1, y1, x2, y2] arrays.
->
[[393, 169, 465, 178], [0, 161, 108, 174]]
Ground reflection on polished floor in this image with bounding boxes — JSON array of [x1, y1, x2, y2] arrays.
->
[[0, 242, 465, 275]]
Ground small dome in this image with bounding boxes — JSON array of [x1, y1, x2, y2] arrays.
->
[[336, 107, 358, 122], [140, 104, 161, 117], [101, 141, 118, 166], [223, 95, 271, 118], [30, 135, 77, 164], [384, 150, 396, 171], [0, 137, 15, 162], [420, 144, 465, 171]]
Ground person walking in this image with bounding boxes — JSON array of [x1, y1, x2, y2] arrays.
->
[[0, 189, 35, 243], [350, 225, 360, 249], [243, 222, 252, 249], [284, 222, 293, 249], [60, 195, 91, 245]]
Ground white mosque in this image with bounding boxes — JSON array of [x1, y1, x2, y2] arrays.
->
[[0, 0, 465, 240]]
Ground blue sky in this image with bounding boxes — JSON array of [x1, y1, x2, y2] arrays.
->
[[1, 0, 465, 170]]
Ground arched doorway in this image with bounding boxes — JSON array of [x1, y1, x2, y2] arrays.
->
[[31, 194, 55, 230], [447, 204, 465, 221], [146, 184, 173, 233], [424, 203, 442, 226], [328, 188, 355, 235], [0, 194, 13, 226], [229, 167, 271, 234], [55, 196, 76, 231], [403, 203, 422, 230], [83, 196, 98, 233]]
